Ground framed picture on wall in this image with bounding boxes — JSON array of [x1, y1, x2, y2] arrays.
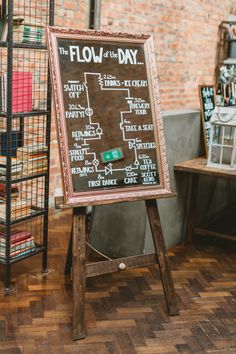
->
[[198, 85, 216, 155]]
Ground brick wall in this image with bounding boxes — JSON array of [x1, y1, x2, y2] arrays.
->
[[55, 0, 89, 27], [99, 0, 234, 109], [49, 0, 235, 201]]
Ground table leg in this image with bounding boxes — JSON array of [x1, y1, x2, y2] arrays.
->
[[64, 226, 73, 275], [185, 174, 199, 244]]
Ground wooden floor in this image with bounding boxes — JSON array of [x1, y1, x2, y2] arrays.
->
[[0, 209, 235, 354]]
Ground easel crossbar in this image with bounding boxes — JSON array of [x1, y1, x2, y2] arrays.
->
[[86, 253, 157, 277]]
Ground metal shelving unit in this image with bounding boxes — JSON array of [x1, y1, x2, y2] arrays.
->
[[215, 21, 236, 82], [0, 0, 54, 290]]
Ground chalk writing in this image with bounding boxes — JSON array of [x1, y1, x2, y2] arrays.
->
[[57, 38, 160, 191]]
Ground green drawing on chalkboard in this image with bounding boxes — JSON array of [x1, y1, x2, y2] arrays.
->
[[101, 148, 123, 163]]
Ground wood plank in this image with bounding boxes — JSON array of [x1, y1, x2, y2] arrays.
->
[[174, 157, 236, 179], [145, 199, 179, 316], [86, 254, 157, 277], [55, 196, 71, 209], [0, 209, 235, 352], [72, 207, 86, 340], [194, 227, 236, 242], [64, 210, 92, 275]]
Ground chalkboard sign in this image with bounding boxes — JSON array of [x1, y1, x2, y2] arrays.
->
[[198, 85, 216, 154], [47, 27, 172, 206]]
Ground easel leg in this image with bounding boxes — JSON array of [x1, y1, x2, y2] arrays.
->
[[65, 210, 92, 275], [145, 199, 179, 316], [72, 207, 86, 340]]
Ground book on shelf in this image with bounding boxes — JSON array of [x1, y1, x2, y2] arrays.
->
[[0, 198, 32, 221], [0, 155, 22, 164], [0, 155, 23, 180], [0, 165, 22, 174], [25, 162, 48, 175], [0, 14, 24, 42], [0, 229, 31, 243], [0, 118, 21, 132], [23, 24, 43, 44], [17, 144, 48, 175], [17, 143, 47, 155], [0, 71, 33, 113], [0, 183, 19, 202], [0, 75, 4, 113], [0, 236, 35, 251], [0, 229, 36, 260]]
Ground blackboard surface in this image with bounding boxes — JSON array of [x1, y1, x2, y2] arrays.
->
[[47, 27, 172, 206], [198, 85, 215, 153]]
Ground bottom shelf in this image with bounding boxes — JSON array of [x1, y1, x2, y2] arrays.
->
[[0, 245, 45, 264], [0, 213, 46, 264]]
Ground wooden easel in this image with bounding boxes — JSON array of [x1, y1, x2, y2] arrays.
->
[[58, 198, 179, 340], [49, 27, 180, 341]]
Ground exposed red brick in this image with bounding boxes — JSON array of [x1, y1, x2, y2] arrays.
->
[[49, 0, 234, 201]]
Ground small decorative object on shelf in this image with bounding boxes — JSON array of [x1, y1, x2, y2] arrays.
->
[[216, 21, 236, 81], [23, 25, 43, 44], [207, 106, 236, 170], [217, 65, 236, 106], [0, 0, 54, 291]]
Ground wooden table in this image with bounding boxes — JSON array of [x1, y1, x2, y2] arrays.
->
[[174, 157, 236, 243]]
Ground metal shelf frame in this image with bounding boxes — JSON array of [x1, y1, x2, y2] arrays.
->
[[0, 0, 54, 290]]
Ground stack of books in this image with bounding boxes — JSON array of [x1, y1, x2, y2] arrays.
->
[[23, 25, 43, 44], [17, 144, 48, 176], [0, 199, 32, 221], [0, 183, 19, 202], [0, 156, 23, 181], [0, 71, 33, 113], [0, 229, 36, 261], [0, 117, 20, 132]]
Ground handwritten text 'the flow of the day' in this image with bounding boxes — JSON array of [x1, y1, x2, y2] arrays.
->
[[58, 46, 143, 65]]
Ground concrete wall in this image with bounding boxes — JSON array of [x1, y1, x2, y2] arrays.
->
[[90, 108, 236, 256], [144, 109, 203, 253], [90, 109, 203, 256]]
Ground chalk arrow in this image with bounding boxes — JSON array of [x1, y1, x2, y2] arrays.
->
[[105, 164, 113, 175]]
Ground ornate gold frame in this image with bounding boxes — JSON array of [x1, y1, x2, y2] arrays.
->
[[47, 26, 173, 206]]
